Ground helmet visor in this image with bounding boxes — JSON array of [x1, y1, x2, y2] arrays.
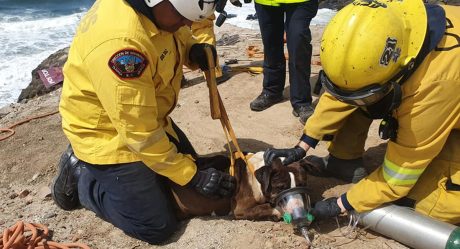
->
[[320, 70, 393, 106]]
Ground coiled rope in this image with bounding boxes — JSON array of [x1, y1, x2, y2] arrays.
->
[[0, 221, 90, 249], [0, 110, 59, 142]]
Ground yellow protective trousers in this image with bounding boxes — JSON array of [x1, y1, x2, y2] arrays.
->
[[408, 130, 460, 224]]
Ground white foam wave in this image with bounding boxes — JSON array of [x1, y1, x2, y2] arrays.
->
[[0, 12, 84, 107]]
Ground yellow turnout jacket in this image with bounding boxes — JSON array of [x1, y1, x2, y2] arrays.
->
[[304, 5, 460, 215], [59, 0, 198, 185]]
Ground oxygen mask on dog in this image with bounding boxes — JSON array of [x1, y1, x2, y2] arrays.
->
[[275, 187, 314, 243]]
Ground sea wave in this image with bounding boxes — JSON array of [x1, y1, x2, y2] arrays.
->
[[0, 1, 92, 108]]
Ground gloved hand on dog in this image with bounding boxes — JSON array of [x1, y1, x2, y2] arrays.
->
[[187, 167, 236, 199], [264, 146, 307, 166]]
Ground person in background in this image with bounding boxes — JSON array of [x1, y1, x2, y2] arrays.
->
[[51, 0, 236, 244], [250, 0, 318, 124], [265, 0, 460, 223]]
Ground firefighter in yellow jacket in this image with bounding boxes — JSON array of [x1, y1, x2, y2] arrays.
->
[[51, 0, 236, 244], [265, 0, 460, 224]]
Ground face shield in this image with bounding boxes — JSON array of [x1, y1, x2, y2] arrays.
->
[[320, 70, 395, 107]]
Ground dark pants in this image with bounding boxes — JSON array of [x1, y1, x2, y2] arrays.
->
[[255, 0, 318, 109], [77, 121, 196, 244]]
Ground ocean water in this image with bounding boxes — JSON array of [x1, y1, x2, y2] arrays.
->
[[0, 1, 335, 108], [224, 4, 337, 30], [0, 0, 94, 108]]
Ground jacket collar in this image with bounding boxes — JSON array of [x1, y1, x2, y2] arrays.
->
[[426, 4, 446, 53], [124, 0, 159, 37]]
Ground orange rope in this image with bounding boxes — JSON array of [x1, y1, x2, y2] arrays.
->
[[0, 110, 59, 141], [0, 221, 90, 249]]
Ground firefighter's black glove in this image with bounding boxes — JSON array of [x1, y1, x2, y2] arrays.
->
[[187, 168, 236, 199], [264, 146, 306, 166], [311, 197, 342, 220], [189, 43, 217, 71]]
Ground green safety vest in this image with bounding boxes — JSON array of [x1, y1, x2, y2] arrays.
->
[[255, 0, 308, 6]]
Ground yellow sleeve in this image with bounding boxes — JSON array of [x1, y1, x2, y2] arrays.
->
[[347, 79, 460, 212], [191, 15, 216, 45], [83, 38, 196, 186], [177, 27, 199, 70], [304, 92, 358, 141]]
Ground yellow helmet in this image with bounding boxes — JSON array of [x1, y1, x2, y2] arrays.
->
[[320, 0, 427, 106]]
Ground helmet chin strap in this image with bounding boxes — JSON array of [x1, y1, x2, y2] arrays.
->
[[373, 83, 401, 141], [378, 55, 424, 141], [387, 81, 402, 112]]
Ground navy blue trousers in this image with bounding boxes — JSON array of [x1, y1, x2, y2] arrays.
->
[[77, 121, 197, 244], [255, 0, 318, 108]]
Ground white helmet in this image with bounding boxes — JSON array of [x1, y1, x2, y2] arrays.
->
[[145, 0, 216, 22]]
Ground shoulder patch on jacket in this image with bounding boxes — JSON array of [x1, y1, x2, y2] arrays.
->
[[109, 49, 148, 79]]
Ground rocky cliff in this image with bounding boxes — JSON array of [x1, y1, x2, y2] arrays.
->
[[17, 47, 68, 103]]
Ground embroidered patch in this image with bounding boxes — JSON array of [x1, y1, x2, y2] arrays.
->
[[109, 49, 148, 79]]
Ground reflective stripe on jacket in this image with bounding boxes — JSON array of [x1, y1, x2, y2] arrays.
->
[[255, 0, 308, 7], [59, 0, 198, 185]]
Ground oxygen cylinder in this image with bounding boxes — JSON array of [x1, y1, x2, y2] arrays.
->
[[357, 204, 460, 249]]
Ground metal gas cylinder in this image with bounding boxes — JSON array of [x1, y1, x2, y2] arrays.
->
[[357, 204, 460, 249]]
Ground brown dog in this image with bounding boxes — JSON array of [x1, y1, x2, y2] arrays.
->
[[169, 152, 309, 221]]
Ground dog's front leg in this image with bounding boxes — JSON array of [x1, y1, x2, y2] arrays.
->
[[234, 203, 281, 221]]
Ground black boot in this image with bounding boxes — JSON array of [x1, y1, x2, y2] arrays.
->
[[303, 154, 368, 183], [51, 145, 81, 210], [250, 93, 283, 111], [292, 105, 315, 125]]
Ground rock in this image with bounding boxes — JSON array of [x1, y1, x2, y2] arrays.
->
[[19, 189, 30, 198], [37, 185, 51, 199], [71, 234, 81, 242], [17, 47, 69, 103], [44, 213, 57, 219], [32, 173, 40, 181], [25, 197, 33, 205], [0, 104, 13, 119]]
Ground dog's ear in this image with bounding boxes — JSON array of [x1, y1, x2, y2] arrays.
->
[[271, 158, 284, 170], [255, 165, 273, 195], [287, 161, 308, 187]]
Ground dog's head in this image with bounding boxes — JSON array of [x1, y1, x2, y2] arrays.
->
[[253, 157, 309, 203]]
